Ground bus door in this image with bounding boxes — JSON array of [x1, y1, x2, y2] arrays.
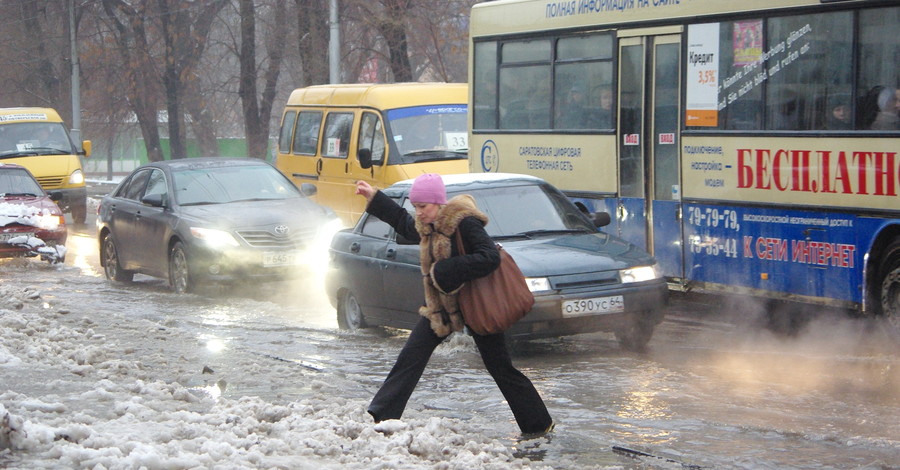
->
[[617, 31, 685, 281]]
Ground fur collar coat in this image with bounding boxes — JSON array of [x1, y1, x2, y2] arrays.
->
[[365, 191, 499, 337]]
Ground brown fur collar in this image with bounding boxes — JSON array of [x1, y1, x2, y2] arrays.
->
[[416, 194, 488, 337]]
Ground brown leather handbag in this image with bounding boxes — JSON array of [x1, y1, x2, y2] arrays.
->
[[455, 231, 534, 335]]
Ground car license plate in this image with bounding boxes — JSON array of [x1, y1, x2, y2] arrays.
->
[[0, 232, 34, 243], [562, 295, 625, 316], [262, 251, 299, 267]]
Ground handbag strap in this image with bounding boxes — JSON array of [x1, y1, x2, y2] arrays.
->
[[455, 230, 467, 255]]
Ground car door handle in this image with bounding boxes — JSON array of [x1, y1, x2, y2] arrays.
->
[[386, 248, 397, 260], [349, 242, 360, 253]]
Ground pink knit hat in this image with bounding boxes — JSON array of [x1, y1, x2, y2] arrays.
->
[[409, 173, 447, 205]]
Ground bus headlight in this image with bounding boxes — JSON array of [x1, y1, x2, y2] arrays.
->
[[620, 264, 660, 283], [68, 169, 85, 185]]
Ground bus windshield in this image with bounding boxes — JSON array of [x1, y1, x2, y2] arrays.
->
[[386, 105, 468, 164], [0, 122, 77, 157]]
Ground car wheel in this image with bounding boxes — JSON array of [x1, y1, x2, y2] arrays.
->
[[614, 311, 659, 352], [102, 234, 133, 282], [71, 203, 87, 225], [337, 291, 366, 330], [169, 241, 193, 294]]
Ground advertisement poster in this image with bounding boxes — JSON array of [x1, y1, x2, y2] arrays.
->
[[685, 23, 720, 127], [733, 20, 763, 67]]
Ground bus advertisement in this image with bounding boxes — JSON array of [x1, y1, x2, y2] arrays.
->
[[468, 0, 900, 321]]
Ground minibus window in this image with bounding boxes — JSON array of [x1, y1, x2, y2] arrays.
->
[[321, 112, 354, 158]]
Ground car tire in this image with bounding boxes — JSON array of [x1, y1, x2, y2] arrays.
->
[[614, 311, 659, 352], [102, 234, 134, 282], [169, 241, 194, 294], [337, 291, 366, 331]]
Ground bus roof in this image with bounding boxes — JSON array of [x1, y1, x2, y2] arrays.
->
[[284, 82, 467, 110], [0, 107, 64, 123], [471, 0, 844, 36]]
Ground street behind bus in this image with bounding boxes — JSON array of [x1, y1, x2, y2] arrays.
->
[[1, 204, 898, 469]]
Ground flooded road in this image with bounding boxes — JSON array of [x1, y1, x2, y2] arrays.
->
[[9, 205, 898, 469]]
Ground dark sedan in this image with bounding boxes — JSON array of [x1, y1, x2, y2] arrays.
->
[[97, 157, 341, 293], [0, 163, 67, 263], [325, 173, 668, 351]]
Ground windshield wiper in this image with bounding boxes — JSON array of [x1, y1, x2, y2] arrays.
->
[[516, 228, 594, 238], [0, 192, 42, 197]]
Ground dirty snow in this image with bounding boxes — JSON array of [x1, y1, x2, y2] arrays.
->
[[0, 278, 567, 470], [0, 201, 66, 264]]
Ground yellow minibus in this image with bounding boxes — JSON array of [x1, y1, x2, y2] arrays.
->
[[0, 107, 91, 223], [275, 83, 468, 224]]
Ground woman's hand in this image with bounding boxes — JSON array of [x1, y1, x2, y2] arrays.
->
[[355, 180, 376, 202]]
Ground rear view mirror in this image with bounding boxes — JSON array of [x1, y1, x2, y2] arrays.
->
[[395, 233, 418, 245], [141, 193, 166, 208], [591, 212, 611, 228], [300, 183, 317, 197], [358, 148, 372, 169], [48, 190, 63, 202]]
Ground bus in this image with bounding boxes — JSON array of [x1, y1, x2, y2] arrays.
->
[[275, 83, 468, 225], [468, 0, 900, 322]]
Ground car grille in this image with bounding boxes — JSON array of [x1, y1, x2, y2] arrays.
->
[[36, 176, 65, 188], [237, 229, 314, 249], [551, 272, 620, 290]]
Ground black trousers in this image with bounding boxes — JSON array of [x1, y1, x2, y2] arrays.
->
[[367, 316, 553, 434]]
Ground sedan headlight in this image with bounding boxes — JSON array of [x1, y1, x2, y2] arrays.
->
[[525, 277, 551, 293], [620, 264, 661, 284], [189, 227, 239, 248]]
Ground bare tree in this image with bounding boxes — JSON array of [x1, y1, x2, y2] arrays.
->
[[295, 0, 330, 85], [237, 0, 287, 158], [98, 0, 166, 162]]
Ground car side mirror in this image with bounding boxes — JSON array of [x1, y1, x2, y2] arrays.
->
[[80, 140, 92, 157], [300, 183, 317, 197], [141, 193, 166, 208], [591, 211, 611, 228], [48, 190, 63, 202], [358, 148, 372, 169]]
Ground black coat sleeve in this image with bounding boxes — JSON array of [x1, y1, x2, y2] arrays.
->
[[431, 217, 500, 293], [365, 191, 420, 243]]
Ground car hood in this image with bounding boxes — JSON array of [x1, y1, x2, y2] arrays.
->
[[179, 198, 335, 230], [501, 232, 655, 276]]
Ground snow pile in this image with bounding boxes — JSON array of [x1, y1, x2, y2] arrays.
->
[[0, 202, 59, 229], [0, 201, 66, 264], [0, 284, 552, 469]]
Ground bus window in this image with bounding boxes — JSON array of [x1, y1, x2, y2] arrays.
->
[[293, 111, 322, 155], [765, 12, 852, 131], [499, 39, 551, 130], [553, 33, 614, 131], [320, 112, 353, 158], [278, 110, 296, 153], [473, 42, 498, 130], [358, 112, 385, 165], [858, 7, 900, 131]]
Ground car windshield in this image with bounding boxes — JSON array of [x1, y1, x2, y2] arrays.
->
[[173, 164, 302, 206], [425, 183, 596, 238], [0, 168, 44, 196], [0, 122, 76, 157], [386, 105, 468, 164]]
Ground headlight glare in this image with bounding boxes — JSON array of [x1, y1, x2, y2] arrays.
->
[[620, 264, 660, 283], [190, 227, 239, 247], [68, 169, 85, 185]]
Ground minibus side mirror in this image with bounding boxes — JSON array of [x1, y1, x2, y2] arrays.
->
[[358, 148, 372, 169], [80, 140, 92, 157]]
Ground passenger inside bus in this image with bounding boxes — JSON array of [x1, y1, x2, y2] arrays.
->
[[870, 86, 899, 130]]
